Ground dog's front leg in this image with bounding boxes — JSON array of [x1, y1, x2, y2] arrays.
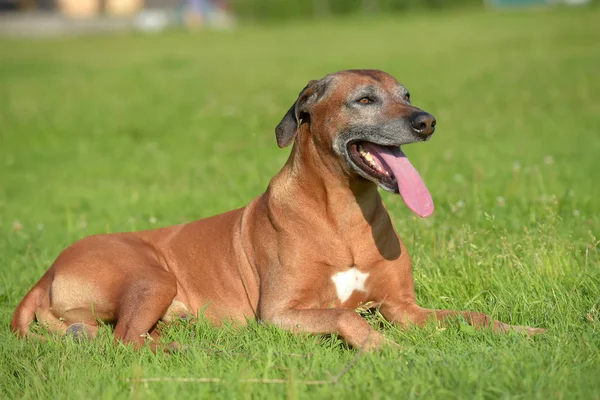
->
[[265, 308, 396, 351], [380, 303, 546, 336]]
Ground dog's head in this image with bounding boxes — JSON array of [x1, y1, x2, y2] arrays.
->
[[276, 69, 436, 218]]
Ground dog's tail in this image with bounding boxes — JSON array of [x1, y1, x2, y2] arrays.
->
[[10, 271, 52, 338]]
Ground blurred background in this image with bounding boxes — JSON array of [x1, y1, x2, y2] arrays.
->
[[0, 0, 593, 36]]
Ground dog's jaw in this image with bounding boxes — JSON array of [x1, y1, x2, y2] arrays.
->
[[333, 133, 434, 218]]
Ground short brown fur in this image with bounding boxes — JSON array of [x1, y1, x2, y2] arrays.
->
[[11, 70, 545, 351]]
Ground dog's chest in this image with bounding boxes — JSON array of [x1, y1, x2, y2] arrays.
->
[[330, 267, 369, 304]]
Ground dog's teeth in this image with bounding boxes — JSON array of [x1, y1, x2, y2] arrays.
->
[[358, 146, 388, 175]]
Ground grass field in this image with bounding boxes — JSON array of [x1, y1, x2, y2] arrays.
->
[[1, 7, 599, 399]]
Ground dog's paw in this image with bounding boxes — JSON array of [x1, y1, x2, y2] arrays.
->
[[359, 332, 400, 352], [66, 323, 93, 341], [520, 326, 547, 336], [382, 338, 401, 350], [507, 324, 547, 336]]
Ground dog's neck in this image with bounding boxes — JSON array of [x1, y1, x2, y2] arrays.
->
[[272, 125, 383, 227]]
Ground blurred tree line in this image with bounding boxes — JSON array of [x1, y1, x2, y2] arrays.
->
[[232, 0, 482, 22]]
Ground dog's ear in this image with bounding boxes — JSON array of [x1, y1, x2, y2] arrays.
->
[[275, 80, 318, 148]]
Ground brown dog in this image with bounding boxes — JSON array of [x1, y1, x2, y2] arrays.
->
[[11, 70, 545, 351]]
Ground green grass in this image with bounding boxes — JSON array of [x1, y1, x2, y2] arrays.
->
[[1, 7, 599, 399]]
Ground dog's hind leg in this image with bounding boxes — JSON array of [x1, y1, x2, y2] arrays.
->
[[112, 270, 178, 352], [35, 308, 67, 335]]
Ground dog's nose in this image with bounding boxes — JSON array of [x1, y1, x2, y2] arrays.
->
[[410, 112, 436, 137]]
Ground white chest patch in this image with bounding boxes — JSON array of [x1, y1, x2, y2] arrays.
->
[[331, 267, 369, 303]]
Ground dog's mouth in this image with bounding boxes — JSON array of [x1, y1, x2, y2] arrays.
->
[[348, 141, 434, 218]]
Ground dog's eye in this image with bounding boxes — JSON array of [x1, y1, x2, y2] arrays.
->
[[404, 93, 410, 102], [358, 97, 372, 105]]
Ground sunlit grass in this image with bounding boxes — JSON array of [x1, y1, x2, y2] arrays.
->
[[0, 7, 599, 399]]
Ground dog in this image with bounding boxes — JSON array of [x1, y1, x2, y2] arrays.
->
[[11, 69, 545, 351]]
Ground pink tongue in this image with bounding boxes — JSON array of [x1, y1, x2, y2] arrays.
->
[[362, 143, 434, 218]]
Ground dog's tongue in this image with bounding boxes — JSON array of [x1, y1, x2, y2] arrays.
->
[[362, 143, 434, 218]]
